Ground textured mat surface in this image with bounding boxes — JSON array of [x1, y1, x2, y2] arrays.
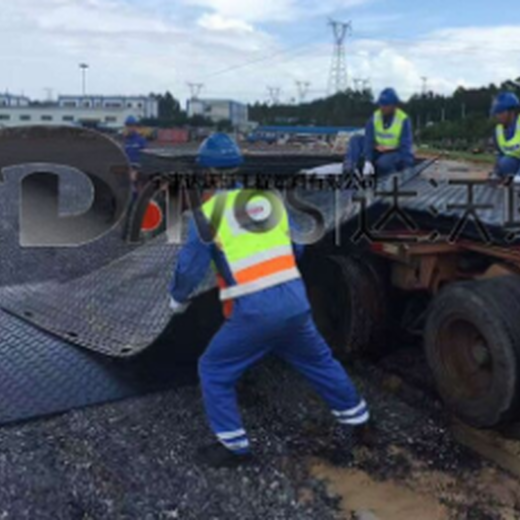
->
[[0, 132, 434, 424], [0, 159, 432, 358], [0, 290, 222, 424]]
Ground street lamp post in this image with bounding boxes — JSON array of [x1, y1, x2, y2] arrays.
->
[[79, 63, 89, 96]]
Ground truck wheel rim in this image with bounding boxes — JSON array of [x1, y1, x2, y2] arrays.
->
[[437, 317, 493, 400]]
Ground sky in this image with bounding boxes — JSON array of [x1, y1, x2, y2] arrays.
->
[[1, 0, 520, 105]]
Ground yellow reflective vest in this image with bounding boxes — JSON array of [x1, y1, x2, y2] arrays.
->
[[496, 116, 520, 159], [373, 109, 408, 150], [201, 190, 300, 301]]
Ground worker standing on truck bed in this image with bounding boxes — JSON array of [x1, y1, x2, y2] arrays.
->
[[345, 88, 414, 177], [123, 115, 147, 192], [123, 115, 147, 166], [491, 92, 520, 182], [169, 133, 371, 469]]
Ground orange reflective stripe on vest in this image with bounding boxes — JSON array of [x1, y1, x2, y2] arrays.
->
[[216, 274, 234, 318], [219, 268, 301, 301], [234, 255, 297, 285]]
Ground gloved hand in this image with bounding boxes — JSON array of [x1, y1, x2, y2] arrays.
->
[[363, 161, 375, 177], [169, 297, 188, 314], [514, 173, 520, 185]]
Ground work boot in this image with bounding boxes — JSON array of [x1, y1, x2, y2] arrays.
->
[[195, 443, 253, 469], [341, 422, 378, 451], [354, 422, 378, 448]]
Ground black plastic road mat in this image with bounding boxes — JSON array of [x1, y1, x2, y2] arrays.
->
[[0, 125, 439, 424], [361, 161, 520, 245], [0, 291, 222, 425], [0, 127, 363, 359]]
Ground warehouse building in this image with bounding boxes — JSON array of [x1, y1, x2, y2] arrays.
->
[[248, 125, 361, 144], [0, 95, 158, 129], [0, 93, 30, 107], [187, 98, 249, 129]]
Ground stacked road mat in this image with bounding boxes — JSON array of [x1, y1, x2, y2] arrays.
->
[[0, 126, 516, 424]]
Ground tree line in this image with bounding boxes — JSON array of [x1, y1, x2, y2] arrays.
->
[[250, 78, 520, 150], [142, 92, 233, 131], [146, 78, 520, 150]]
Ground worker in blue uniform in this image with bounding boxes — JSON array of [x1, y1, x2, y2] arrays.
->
[[345, 88, 414, 177], [491, 92, 520, 181], [169, 133, 371, 468], [123, 115, 148, 197], [123, 115, 147, 168]]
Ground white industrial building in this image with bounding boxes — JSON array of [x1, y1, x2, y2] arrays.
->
[[0, 95, 159, 129], [0, 94, 30, 107], [187, 98, 249, 128]]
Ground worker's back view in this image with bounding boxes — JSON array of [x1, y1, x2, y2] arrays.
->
[[169, 133, 370, 468]]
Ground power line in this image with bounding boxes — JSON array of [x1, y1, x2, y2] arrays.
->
[[267, 86, 282, 105], [295, 81, 311, 103], [421, 76, 428, 96], [187, 82, 204, 100], [353, 78, 370, 91], [79, 63, 89, 96], [43, 88, 53, 102], [199, 36, 320, 81], [328, 19, 352, 95]]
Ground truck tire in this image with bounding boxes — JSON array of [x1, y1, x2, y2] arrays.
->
[[304, 253, 388, 355], [425, 277, 520, 428]]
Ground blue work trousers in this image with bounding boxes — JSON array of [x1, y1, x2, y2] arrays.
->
[[346, 134, 404, 176], [496, 156, 520, 177], [198, 310, 368, 452]]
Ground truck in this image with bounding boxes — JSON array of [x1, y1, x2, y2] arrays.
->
[[302, 159, 520, 430]]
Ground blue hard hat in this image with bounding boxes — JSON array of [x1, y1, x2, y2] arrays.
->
[[125, 115, 138, 126], [377, 88, 400, 106], [197, 133, 244, 169], [491, 92, 520, 116]]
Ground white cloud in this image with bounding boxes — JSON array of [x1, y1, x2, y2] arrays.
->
[[349, 26, 520, 99], [0, 0, 518, 109], [37, 2, 171, 34], [186, 0, 299, 23], [198, 13, 254, 33], [187, 0, 370, 23]]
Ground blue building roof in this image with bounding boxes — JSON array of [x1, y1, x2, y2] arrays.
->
[[254, 125, 360, 135]]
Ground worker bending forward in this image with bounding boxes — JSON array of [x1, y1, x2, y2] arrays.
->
[[490, 92, 520, 182], [346, 88, 414, 177], [169, 133, 370, 468]]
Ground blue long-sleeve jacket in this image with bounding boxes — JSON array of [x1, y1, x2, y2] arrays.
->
[[364, 113, 414, 167], [124, 132, 147, 165], [169, 214, 309, 320]]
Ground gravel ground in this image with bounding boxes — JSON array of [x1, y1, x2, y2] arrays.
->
[[0, 357, 516, 520]]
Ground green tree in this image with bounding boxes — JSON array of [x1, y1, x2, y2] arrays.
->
[[248, 78, 520, 150]]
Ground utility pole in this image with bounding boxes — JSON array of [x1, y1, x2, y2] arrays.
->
[[44, 88, 53, 102], [295, 81, 311, 103], [187, 82, 204, 100], [353, 78, 362, 92], [421, 76, 428, 97], [79, 63, 89, 96], [267, 86, 282, 105], [327, 19, 352, 95], [362, 78, 371, 91]]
